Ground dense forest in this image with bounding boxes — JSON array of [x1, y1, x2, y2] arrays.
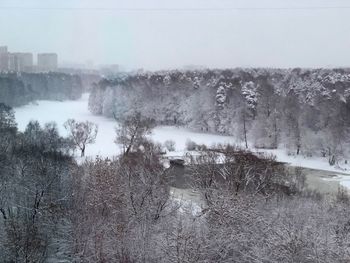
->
[[89, 68, 350, 164], [0, 72, 84, 107], [1, 105, 350, 262]]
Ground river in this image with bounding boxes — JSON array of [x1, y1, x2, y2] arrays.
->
[[14, 93, 350, 193]]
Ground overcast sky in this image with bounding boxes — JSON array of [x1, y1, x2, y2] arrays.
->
[[0, 0, 350, 70]]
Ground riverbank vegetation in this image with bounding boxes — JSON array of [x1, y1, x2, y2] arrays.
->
[[1, 109, 350, 262], [89, 68, 350, 166]]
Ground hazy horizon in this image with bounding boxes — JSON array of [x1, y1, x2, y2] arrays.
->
[[1, 0, 350, 70]]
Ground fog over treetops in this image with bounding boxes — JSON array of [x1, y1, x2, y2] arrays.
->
[[1, 0, 350, 69]]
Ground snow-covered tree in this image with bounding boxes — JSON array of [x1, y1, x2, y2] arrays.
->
[[64, 119, 98, 157], [115, 113, 155, 156]]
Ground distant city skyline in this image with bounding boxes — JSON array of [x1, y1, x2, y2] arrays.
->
[[1, 0, 350, 70], [0, 45, 123, 74], [0, 45, 58, 72]]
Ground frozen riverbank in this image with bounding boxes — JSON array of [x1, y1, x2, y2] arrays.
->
[[14, 93, 350, 190], [14, 93, 236, 157]]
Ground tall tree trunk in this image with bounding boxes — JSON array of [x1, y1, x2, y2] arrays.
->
[[81, 145, 85, 157], [273, 117, 278, 149], [243, 112, 248, 149]]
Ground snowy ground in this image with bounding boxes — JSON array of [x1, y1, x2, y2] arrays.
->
[[259, 149, 350, 174], [14, 94, 236, 158], [14, 93, 350, 189], [15, 94, 119, 158]]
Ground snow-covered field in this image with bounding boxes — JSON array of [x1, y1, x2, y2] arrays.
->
[[15, 94, 119, 157], [14, 94, 236, 158], [14, 94, 350, 188]]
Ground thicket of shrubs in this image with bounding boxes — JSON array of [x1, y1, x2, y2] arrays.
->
[[1, 107, 350, 262]]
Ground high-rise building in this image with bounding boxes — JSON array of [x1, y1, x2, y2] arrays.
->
[[12, 53, 33, 72], [1, 46, 58, 72], [37, 53, 58, 72], [0, 46, 9, 71], [7, 52, 33, 72], [20, 53, 33, 72], [7, 53, 16, 71]]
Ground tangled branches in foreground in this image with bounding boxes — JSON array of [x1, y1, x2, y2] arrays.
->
[[1, 107, 350, 262]]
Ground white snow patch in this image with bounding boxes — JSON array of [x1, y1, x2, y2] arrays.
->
[[170, 187, 203, 216], [258, 149, 350, 175], [14, 94, 236, 158], [14, 94, 350, 189], [151, 126, 236, 151], [15, 94, 121, 158]]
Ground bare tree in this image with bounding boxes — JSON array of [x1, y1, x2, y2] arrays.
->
[[71, 144, 176, 262], [0, 103, 17, 153], [164, 140, 176, 152], [115, 112, 155, 156], [64, 119, 98, 157], [0, 120, 75, 262], [241, 108, 249, 149], [189, 145, 290, 199]]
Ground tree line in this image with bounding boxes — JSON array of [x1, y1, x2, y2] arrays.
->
[[89, 68, 350, 165], [0, 72, 84, 107]]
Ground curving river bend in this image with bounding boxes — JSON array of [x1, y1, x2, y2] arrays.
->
[[14, 93, 350, 194]]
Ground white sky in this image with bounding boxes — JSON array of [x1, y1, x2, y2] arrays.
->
[[0, 0, 350, 70]]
